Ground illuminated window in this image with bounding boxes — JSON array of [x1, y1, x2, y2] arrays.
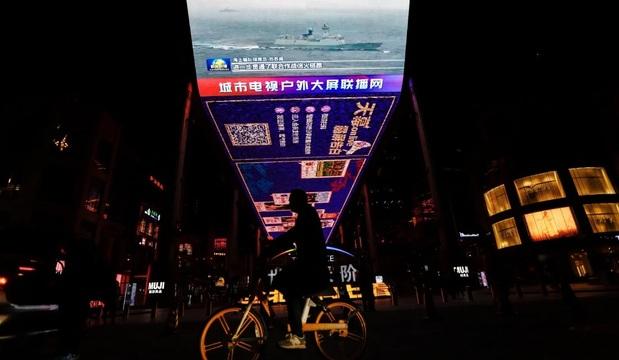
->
[[492, 218, 522, 249], [569, 167, 615, 196], [179, 243, 193, 255], [137, 219, 146, 235], [583, 203, 619, 233], [569, 251, 593, 278], [524, 207, 578, 241], [514, 171, 565, 205], [484, 185, 511, 216]]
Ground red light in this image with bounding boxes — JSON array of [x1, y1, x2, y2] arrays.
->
[[89, 300, 105, 308], [149, 175, 165, 191], [18, 266, 36, 272], [0, 277, 7, 286]]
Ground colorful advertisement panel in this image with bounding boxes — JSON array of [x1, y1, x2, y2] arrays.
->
[[187, 0, 409, 241]]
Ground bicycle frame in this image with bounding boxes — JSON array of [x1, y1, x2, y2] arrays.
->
[[229, 277, 273, 342], [200, 273, 367, 360], [301, 297, 348, 333], [229, 276, 350, 343]]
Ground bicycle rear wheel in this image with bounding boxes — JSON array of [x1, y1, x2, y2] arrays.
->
[[199, 306, 267, 360], [313, 301, 367, 360]]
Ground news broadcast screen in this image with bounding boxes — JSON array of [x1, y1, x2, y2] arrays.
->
[[187, 0, 410, 241]]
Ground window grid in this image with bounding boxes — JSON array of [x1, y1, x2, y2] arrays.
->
[[514, 171, 566, 206], [583, 203, 619, 233], [569, 167, 616, 196], [492, 218, 522, 249], [524, 207, 578, 242], [484, 185, 511, 216]]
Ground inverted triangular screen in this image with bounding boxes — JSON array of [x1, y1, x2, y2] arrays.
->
[[187, 0, 410, 242]]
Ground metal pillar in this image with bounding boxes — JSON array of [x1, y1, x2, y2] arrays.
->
[[165, 82, 193, 332], [227, 189, 240, 278], [362, 183, 378, 273], [408, 78, 452, 275]]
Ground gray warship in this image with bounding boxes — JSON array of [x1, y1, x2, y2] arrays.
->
[[258, 24, 381, 50]]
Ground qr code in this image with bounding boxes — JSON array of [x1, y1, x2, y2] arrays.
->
[[225, 123, 272, 146]]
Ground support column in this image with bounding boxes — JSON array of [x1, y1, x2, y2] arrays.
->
[[409, 79, 452, 275], [362, 183, 378, 273], [165, 83, 192, 333], [227, 189, 240, 278]]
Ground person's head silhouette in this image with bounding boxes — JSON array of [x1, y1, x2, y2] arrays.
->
[[288, 189, 308, 213]]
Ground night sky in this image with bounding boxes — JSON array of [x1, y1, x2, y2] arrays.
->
[[4, 1, 617, 149]]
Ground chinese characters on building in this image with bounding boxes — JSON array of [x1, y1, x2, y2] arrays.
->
[[305, 107, 314, 154], [328, 101, 376, 156], [217, 77, 384, 95], [275, 107, 286, 147]]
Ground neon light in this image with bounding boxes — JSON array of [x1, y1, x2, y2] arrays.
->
[[144, 208, 161, 221], [198, 75, 402, 97], [459, 232, 480, 238]]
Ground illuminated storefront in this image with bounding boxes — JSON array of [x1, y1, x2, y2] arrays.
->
[[484, 184, 511, 216], [132, 203, 162, 305], [514, 171, 565, 206], [483, 166, 619, 280], [569, 251, 593, 278], [492, 218, 522, 249], [583, 203, 619, 233], [524, 207, 578, 242], [186, 0, 410, 242], [569, 167, 615, 196]]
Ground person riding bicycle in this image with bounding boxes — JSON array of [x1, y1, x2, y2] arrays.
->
[[263, 189, 330, 350]]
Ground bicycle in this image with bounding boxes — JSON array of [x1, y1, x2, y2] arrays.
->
[[198, 264, 368, 360]]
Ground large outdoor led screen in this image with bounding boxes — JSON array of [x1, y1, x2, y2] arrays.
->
[[187, 0, 410, 241]]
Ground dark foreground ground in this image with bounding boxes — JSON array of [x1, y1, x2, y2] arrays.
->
[[4, 288, 619, 359]]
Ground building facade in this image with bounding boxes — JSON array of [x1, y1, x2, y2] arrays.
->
[[484, 165, 619, 283]]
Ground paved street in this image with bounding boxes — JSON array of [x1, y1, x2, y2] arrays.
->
[[6, 290, 619, 359]]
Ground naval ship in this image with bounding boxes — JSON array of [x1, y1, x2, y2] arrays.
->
[[258, 24, 381, 50]]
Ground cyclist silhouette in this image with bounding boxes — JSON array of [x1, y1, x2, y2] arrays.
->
[[265, 189, 330, 349]]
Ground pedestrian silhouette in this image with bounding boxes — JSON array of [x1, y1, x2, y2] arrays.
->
[[547, 253, 588, 329], [57, 236, 97, 359], [358, 250, 375, 311]]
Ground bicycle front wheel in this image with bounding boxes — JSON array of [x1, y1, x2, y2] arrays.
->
[[313, 301, 367, 360], [199, 306, 267, 360]]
